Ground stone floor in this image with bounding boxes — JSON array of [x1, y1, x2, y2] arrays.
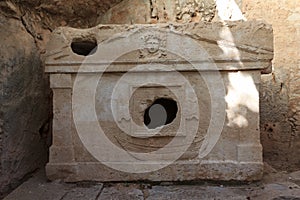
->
[[3, 164, 300, 200]]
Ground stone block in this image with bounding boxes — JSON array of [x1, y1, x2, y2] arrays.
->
[[45, 21, 273, 182], [237, 144, 263, 163], [49, 146, 75, 163], [50, 74, 72, 89], [52, 89, 73, 146]]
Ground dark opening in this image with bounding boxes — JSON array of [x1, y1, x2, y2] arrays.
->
[[144, 98, 178, 129], [71, 38, 97, 56]]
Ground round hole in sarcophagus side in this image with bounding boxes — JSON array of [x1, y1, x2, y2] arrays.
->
[[144, 98, 178, 129], [71, 37, 97, 56]]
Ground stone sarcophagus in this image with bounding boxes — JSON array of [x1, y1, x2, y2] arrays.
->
[[45, 21, 273, 182]]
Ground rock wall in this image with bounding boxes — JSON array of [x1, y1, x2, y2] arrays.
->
[[242, 0, 300, 171], [0, 14, 50, 196], [99, 0, 217, 24], [0, 0, 122, 197]]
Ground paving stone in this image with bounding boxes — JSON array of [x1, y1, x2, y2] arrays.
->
[[62, 183, 103, 200], [289, 171, 300, 186], [3, 171, 75, 200], [4, 169, 300, 200], [146, 185, 250, 200], [249, 182, 300, 200], [3, 170, 104, 200], [146, 183, 300, 200], [98, 184, 144, 200]]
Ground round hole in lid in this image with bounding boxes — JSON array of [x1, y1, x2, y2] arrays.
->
[[71, 37, 97, 56]]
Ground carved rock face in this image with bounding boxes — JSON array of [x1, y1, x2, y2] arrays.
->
[[175, 0, 216, 23], [99, 0, 217, 24]]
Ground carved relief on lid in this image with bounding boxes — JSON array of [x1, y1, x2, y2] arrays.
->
[[139, 32, 167, 59]]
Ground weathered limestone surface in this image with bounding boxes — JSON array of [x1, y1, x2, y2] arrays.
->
[[45, 21, 273, 182], [0, 15, 51, 195]]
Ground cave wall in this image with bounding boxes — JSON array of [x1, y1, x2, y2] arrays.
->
[[0, 0, 123, 196], [242, 0, 300, 171], [0, 13, 50, 195]]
